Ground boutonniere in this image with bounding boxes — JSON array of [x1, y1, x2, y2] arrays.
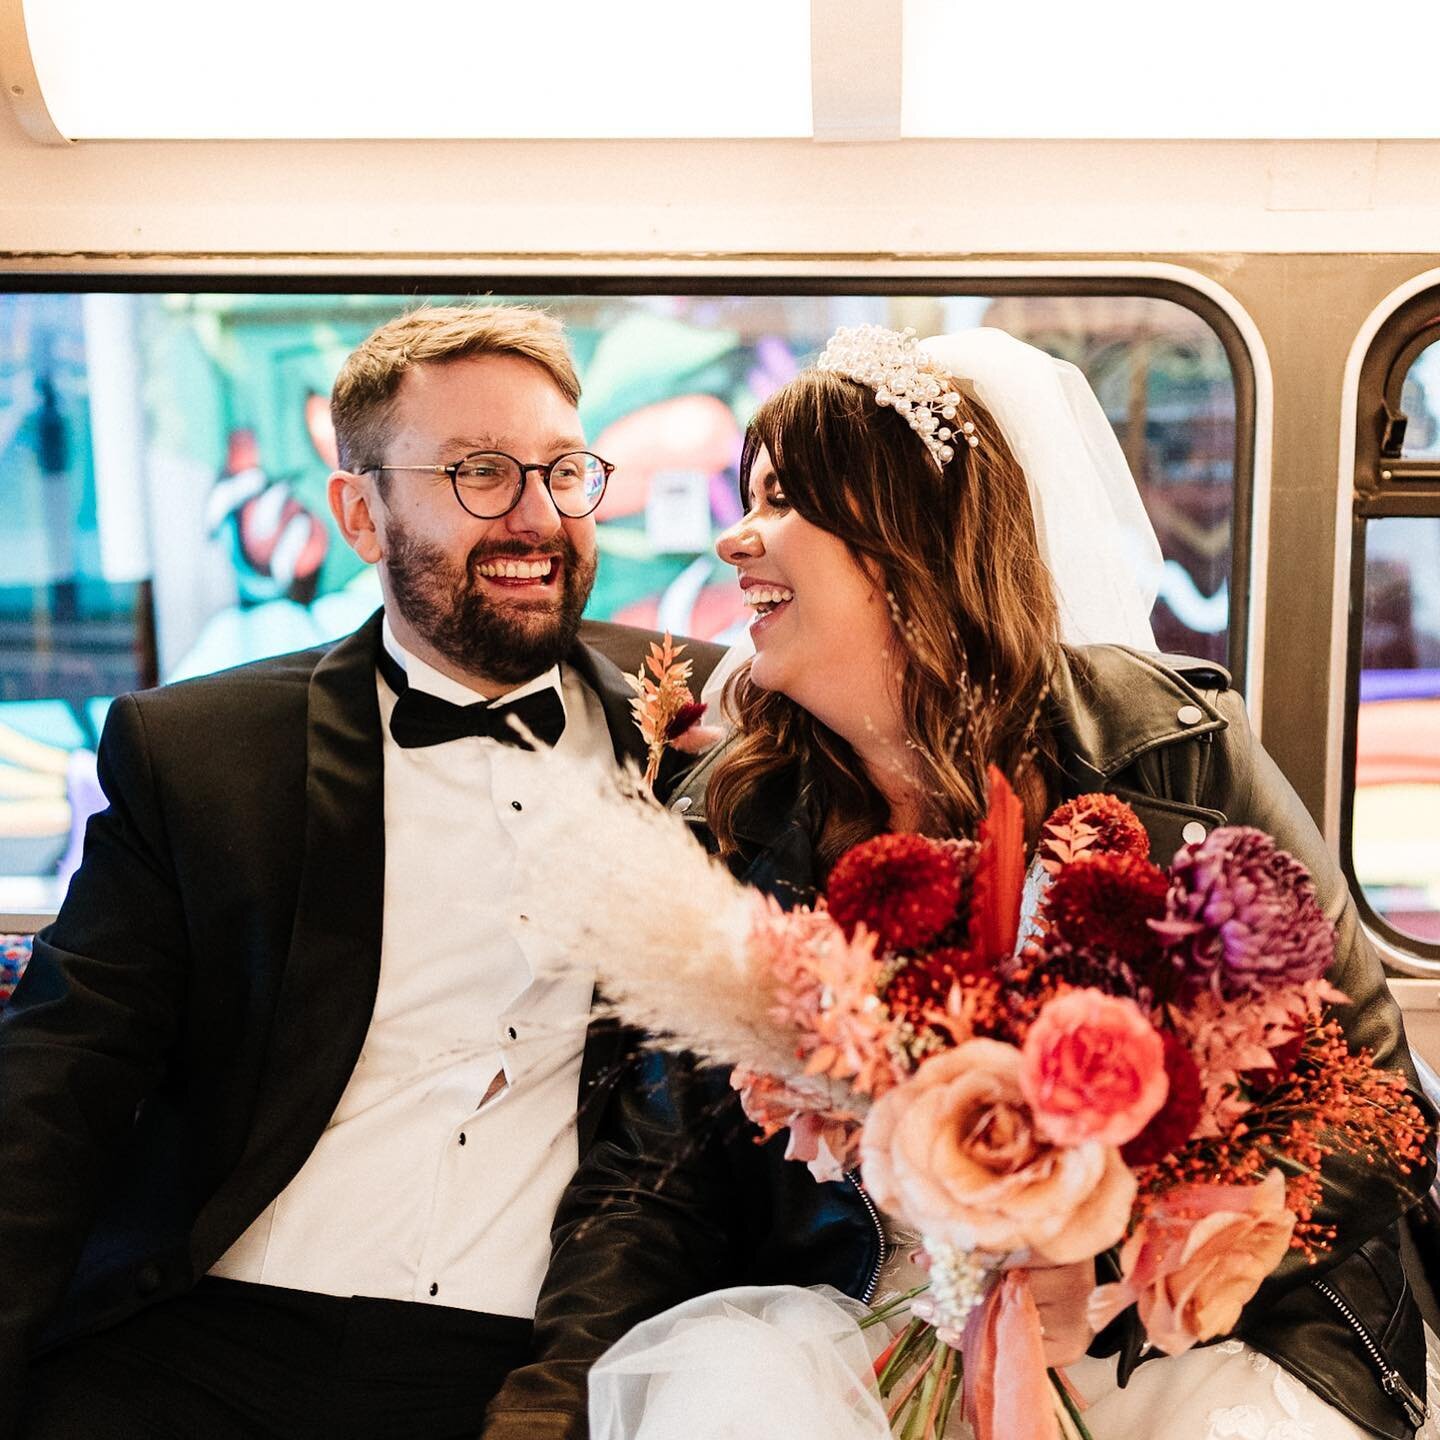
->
[[627, 633, 708, 787]]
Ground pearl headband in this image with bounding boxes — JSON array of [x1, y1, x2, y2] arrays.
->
[[816, 324, 978, 468]]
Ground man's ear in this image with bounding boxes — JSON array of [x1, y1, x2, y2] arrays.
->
[[329, 471, 382, 565]]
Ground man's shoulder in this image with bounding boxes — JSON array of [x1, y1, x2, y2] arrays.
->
[[119, 632, 362, 741], [576, 620, 727, 694]]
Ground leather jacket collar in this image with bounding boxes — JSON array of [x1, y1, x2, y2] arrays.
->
[[1045, 645, 1229, 789], [670, 643, 1234, 847]]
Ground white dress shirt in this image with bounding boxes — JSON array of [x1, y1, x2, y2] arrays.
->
[[211, 621, 604, 1317]]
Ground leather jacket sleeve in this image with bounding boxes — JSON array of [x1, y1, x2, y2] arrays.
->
[[1107, 679, 1436, 1434], [482, 1053, 749, 1440], [1195, 691, 1435, 1296]]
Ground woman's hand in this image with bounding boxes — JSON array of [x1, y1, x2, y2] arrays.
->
[[1026, 1258, 1097, 1367]]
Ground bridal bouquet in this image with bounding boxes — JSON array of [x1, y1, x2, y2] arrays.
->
[[555, 767, 1429, 1440]]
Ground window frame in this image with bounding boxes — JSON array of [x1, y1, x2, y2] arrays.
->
[[1340, 284, 1440, 972], [0, 264, 1261, 932]]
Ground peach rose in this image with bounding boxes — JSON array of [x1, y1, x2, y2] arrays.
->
[[1087, 1168, 1297, 1354], [860, 1038, 1136, 1264], [1020, 989, 1169, 1147]]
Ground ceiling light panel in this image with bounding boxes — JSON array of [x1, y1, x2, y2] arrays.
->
[[22, 0, 812, 139], [902, 0, 1440, 139]]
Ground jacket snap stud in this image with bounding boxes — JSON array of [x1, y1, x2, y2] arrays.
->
[[1182, 821, 1208, 844], [672, 796, 693, 813], [1176, 704, 1204, 726]]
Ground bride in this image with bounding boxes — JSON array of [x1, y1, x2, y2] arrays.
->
[[484, 327, 1437, 1440]]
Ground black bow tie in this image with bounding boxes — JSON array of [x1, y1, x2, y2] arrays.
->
[[377, 648, 566, 751]]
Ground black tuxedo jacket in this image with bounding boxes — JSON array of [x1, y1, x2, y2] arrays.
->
[[0, 609, 719, 1437]]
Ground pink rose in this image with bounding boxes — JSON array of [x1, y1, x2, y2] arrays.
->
[[860, 1038, 1136, 1263], [1020, 989, 1169, 1147], [1087, 1169, 1297, 1354]]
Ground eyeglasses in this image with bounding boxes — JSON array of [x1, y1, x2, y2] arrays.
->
[[366, 450, 613, 520]]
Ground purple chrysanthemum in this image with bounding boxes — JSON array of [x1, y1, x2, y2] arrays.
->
[[1152, 826, 1334, 999]]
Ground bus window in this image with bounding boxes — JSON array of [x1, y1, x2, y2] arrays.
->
[[1354, 516, 1440, 945], [0, 282, 1248, 920]]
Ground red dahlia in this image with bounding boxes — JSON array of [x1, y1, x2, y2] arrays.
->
[[827, 833, 965, 951], [1121, 1030, 1203, 1167], [1039, 793, 1151, 871], [1042, 852, 1169, 965]]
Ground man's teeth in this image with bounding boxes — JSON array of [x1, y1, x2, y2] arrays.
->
[[478, 558, 555, 579], [743, 586, 794, 610]]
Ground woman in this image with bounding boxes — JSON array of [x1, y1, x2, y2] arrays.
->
[[485, 328, 1437, 1440]]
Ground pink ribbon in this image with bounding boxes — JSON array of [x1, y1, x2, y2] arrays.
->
[[961, 1271, 1059, 1440]]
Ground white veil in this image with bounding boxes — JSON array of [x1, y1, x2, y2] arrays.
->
[[700, 326, 1163, 719]]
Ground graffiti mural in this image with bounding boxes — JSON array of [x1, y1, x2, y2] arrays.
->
[[0, 289, 1239, 912]]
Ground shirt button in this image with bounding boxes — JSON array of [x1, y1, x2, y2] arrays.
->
[[510, 799, 523, 811], [1176, 704, 1204, 726], [1182, 821, 1208, 845], [429, 1283, 439, 1297]]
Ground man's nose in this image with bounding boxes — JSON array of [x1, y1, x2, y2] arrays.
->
[[505, 469, 564, 537], [715, 519, 762, 566]]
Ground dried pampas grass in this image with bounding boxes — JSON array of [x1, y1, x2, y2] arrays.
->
[[527, 756, 801, 1079]]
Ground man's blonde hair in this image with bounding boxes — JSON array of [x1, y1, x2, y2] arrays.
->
[[330, 304, 581, 474]]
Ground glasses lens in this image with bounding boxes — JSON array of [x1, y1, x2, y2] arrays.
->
[[548, 453, 608, 517], [453, 453, 522, 516]]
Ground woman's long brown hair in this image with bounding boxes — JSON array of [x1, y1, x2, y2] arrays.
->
[[707, 367, 1062, 871]]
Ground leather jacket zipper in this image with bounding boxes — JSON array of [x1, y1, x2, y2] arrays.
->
[[1311, 1278, 1428, 1429], [848, 1170, 888, 1304]]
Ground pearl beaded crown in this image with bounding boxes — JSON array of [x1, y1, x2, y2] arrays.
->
[[815, 324, 978, 468]]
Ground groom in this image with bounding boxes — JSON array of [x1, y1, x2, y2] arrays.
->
[[0, 304, 717, 1439]]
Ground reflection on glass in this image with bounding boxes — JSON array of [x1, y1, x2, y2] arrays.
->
[[0, 289, 1238, 914], [0, 933, 29, 1008], [981, 295, 1234, 664], [1402, 338, 1440, 460], [1354, 516, 1440, 944]]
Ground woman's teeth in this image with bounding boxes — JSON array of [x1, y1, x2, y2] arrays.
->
[[744, 585, 794, 615], [478, 558, 554, 580]]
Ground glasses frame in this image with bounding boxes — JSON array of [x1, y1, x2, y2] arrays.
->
[[366, 449, 614, 520]]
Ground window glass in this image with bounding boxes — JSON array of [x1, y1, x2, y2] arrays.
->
[[0, 288, 1240, 914], [0, 934, 28, 1008], [978, 295, 1234, 663], [1401, 337, 1440, 459], [1353, 515, 1440, 944]]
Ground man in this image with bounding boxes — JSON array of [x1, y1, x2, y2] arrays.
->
[[0, 304, 716, 1439]]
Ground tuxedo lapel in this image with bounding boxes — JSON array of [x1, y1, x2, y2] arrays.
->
[[194, 611, 388, 1259], [566, 638, 697, 804], [566, 639, 648, 770], [202, 625, 653, 1245]]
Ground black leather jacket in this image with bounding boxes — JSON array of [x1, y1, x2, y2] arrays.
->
[[484, 646, 1437, 1440]]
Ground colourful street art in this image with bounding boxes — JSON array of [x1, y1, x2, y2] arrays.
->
[[0, 289, 1241, 914]]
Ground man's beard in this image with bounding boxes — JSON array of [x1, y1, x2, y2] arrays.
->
[[384, 525, 597, 685]]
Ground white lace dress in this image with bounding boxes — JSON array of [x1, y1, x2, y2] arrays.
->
[[870, 1238, 1440, 1439], [589, 1243, 1440, 1440]]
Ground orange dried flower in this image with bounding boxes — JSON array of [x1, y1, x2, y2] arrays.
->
[[626, 632, 697, 786]]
